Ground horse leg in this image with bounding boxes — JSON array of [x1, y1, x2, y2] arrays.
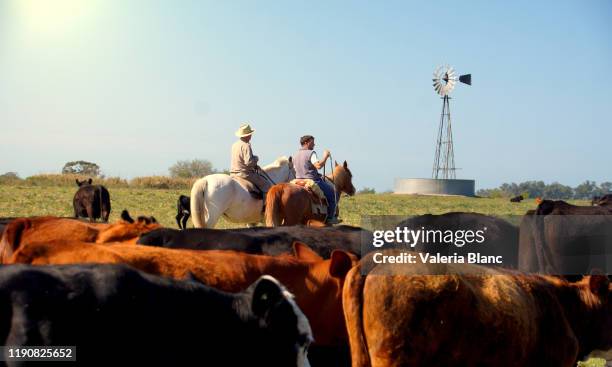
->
[[176, 213, 183, 229], [182, 213, 189, 229]]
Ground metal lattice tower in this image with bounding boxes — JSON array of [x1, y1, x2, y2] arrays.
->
[[431, 65, 471, 180]]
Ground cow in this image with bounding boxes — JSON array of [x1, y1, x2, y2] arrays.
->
[[593, 194, 612, 207], [510, 195, 524, 202], [391, 212, 519, 269], [518, 200, 612, 277], [0, 210, 160, 263], [9, 240, 358, 351], [0, 264, 313, 366], [136, 224, 368, 258], [176, 194, 191, 229], [73, 178, 111, 222], [343, 255, 612, 367]]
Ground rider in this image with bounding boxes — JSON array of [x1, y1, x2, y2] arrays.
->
[[230, 123, 272, 198], [293, 135, 340, 224]]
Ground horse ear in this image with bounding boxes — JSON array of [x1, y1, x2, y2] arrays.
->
[[334, 160, 339, 167], [343, 160, 348, 169], [293, 242, 323, 262], [288, 156, 292, 163]]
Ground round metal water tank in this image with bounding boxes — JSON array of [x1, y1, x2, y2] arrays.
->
[[394, 178, 475, 196]]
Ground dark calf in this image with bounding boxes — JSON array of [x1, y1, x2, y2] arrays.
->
[[73, 179, 111, 222], [510, 195, 524, 203], [176, 195, 191, 229]]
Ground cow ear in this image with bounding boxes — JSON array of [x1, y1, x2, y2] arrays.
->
[[329, 250, 354, 278], [121, 210, 134, 223], [343, 160, 348, 169], [293, 242, 322, 262], [251, 275, 285, 318], [88, 178, 92, 185], [588, 271, 610, 297], [150, 216, 157, 223], [76, 179, 81, 186]]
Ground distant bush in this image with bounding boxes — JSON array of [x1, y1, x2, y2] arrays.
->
[[0, 172, 22, 185], [169, 159, 216, 178], [357, 187, 376, 195], [129, 176, 196, 190], [62, 160, 101, 177], [23, 174, 129, 188]]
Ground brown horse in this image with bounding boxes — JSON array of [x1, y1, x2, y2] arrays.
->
[[265, 160, 356, 226]]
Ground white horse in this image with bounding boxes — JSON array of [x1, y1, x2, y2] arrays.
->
[[190, 157, 295, 228]]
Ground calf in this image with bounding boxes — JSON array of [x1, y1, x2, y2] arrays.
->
[[137, 224, 368, 258], [73, 178, 111, 222], [0, 210, 160, 263], [176, 194, 191, 229], [0, 264, 312, 366], [343, 256, 612, 367], [510, 195, 524, 202], [10, 240, 358, 348]]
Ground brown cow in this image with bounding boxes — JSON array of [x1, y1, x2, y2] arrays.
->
[[9, 240, 358, 348], [0, 210, 160, 263], [343, 256, 612, 367]]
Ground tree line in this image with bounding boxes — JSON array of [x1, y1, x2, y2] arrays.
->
[[477, 180, 612, 200]]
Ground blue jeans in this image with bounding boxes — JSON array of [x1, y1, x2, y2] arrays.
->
[[316, 179, 337, 218]]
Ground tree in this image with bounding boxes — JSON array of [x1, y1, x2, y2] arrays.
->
[[169, 159, 215, 178], [543, 182, 573, 199], [357, 187, 376, 194], [573, 180, 598, 200], [62, 161, 101, 177]]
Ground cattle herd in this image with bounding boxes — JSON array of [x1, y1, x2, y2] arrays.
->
[[0, 183, 610, 366]]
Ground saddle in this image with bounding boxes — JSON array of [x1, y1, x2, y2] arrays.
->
[[232, 176, 264, 200], [290, 179, 328, 219]]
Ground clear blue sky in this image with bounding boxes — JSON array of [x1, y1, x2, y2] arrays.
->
[[1, 0, 610, 191]]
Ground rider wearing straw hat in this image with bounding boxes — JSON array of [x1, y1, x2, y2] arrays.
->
[[230, 124, 272, 198]]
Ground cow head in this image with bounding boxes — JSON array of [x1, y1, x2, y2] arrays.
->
[[96, 210, 161, 243], [76, 178, 93, 187], [246, 275, 313, 367], [581, 273, 612, 353], [292, 241, 358, 346]]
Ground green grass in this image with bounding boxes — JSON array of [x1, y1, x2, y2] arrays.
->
[[0, 184, 590, 229]]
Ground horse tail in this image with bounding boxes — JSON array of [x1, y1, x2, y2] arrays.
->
[[190, 178, 208, 228], [265, 184, 284, 227], [342, 263, 372, 367]]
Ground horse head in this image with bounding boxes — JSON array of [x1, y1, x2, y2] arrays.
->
[[333, 160, 356, 196], [263, 156, 296, 183]]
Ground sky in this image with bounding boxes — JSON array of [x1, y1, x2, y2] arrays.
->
[[0, 0, 610, 192]]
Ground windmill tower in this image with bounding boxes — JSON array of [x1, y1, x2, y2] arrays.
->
[[431, 65, 471, 179], [393, 65, 475, 196]]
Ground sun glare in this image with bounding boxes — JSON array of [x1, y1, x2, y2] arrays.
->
[[11, 0, 95, 37]]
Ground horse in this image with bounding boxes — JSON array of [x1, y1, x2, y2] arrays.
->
[[265, 160, 356, 226], [190, 156, 295, 228]]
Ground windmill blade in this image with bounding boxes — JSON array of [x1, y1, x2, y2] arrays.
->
[[459, 74, 472, 85], [447, 67, 455, 77]]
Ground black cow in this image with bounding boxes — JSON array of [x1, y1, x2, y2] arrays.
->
[[391, 212, 520, 269], [137, 225, 369, 258], [73, 179, 111, 222], [176, 195, 191, 229], [0, 264, 312, 366], [519, 200, 612, 277], [510, 195, 524, 203], [593, 194, 612, 207]]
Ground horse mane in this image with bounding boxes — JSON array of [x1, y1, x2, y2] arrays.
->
[[262, 156, 289, 171]]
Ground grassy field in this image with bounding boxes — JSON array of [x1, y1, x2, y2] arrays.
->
[[0, 184, 590, 228]]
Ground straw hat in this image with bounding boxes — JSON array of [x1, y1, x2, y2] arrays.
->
[[235, 124, 255, 137]]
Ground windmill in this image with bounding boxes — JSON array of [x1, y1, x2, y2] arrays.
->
[[431, 65, 471, 179]]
